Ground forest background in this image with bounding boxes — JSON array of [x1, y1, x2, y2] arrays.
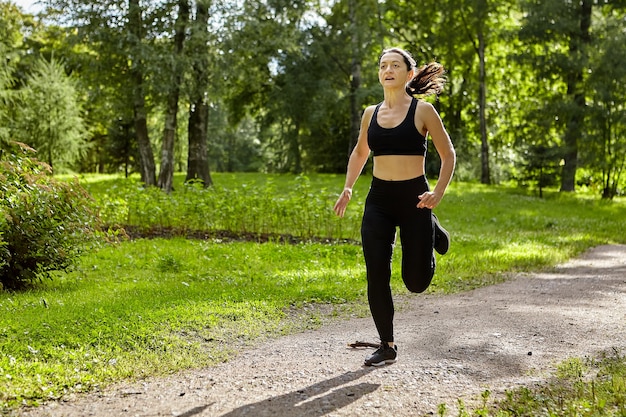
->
[[1, 0, 625, 198]]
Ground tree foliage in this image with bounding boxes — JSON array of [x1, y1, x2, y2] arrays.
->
[[12, 57, 88, 172], [584, 5, 626, 198], [1, 0, 624, 197]]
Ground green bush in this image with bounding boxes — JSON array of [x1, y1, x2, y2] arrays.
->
[[0, 142, 105, 291]]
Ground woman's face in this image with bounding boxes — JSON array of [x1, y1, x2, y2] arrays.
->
[[378, 52, 412, 88]]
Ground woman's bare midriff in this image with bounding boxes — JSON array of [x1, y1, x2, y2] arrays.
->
[[372, 155, 426, 181]]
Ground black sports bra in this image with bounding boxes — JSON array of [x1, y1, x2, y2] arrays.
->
[[367, 98, 427, 157]]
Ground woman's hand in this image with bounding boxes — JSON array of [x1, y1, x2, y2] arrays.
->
[[333, 188, 353, 217], [417, 191, 442, 209]]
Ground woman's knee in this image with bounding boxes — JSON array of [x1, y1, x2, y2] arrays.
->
[[402, 270, 434, 293], [404, 281, 431, 293]]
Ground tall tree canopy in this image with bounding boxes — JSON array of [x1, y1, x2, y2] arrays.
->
[[2, 0, 624, 197]]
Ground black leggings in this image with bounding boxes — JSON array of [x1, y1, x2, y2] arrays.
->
[[361, 176, 435, 343]]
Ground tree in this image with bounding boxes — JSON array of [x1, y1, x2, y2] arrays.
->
[[245, 0, 384, 173], [14, 0, 622, 194], [40, 0, 188, 183], [344, 0, 384, 155], [519, 0, 593, 192], [584, 6, 626, 199], [24, 1, 134, 175], [185, 0, 212, 186], [561, 0, 592, 192], [382, 0, 477, 179], [14, 57, 87, 172], [1, 1, 35, 145], [206, 104, 263, 172], [218, 0, 311, 173], [0, 44, 16, 146], [519, 143, 561, 198], [157, 0, 190, 192], [106, 116, 138, 177], [127, 0, 156, 185], [458, 0, 498, 185], [0, 1, 36, 84]]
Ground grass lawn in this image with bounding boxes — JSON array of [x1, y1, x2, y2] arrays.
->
[[1, 173, 625, 412]]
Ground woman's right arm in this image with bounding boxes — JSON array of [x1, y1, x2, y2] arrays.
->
[[333, 106, 374, 217]]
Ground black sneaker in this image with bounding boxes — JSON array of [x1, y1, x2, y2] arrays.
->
[[433, 214, 450, 255], [364, 343, 398, 366]]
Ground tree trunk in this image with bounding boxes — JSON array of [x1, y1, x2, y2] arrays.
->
[[128, 0, 156, 186], [187, 101, 212, 186], [157, 0, 189, 193], [478, 27, 490, 184], [290, 122, 302, 173], [560, 0, 592, 192], [561, 77, 582, 192], [348, 0, 361, 156], [185, 1, 212, 187], [601, 104, 623, 200]]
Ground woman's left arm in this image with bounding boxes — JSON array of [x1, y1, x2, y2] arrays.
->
[[417, 101, 456, 209]]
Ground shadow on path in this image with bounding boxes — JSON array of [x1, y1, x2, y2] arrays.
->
[[214, 368, 377, 417], [177, 404, 213, 417]]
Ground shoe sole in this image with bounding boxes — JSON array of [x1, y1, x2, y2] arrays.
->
[[364, 358, 397, 367], [433, 215, 450, 255]]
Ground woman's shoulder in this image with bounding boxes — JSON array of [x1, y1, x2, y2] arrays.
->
[[364, 104, 379, 113], [361, 104, 377, 120], [415, 99, 442, 120], [415, 99, 436, 112]]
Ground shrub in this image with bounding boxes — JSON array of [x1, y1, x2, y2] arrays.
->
[[0, 142, 105, 291]]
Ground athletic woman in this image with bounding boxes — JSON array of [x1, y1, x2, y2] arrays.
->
[[333, 47, 456, 366]]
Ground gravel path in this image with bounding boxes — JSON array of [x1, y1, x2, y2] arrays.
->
[[16, 244, 626, 417]]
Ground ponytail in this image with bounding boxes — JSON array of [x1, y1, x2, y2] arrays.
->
[[406, 62, 446, 97]]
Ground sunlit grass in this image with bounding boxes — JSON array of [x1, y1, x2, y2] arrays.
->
[[449, 350, 626, 416], [0, 238, 368, 409], [1, 173, 625, 411]]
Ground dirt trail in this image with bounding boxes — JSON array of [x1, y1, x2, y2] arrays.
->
[[16, 244, 626, 417]]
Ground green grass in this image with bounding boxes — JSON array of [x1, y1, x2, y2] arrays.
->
[[433, 183, 626, 291], [0, 239, 368, 409], [447, 350, 626, 416], [1, 173, 626, 412], [81, 172, 361, 241]]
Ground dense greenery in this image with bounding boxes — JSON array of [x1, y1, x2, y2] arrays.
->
[[0, 144, 105, 291], [0, 172, 625, 412], [1, 0, 624, 197]]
